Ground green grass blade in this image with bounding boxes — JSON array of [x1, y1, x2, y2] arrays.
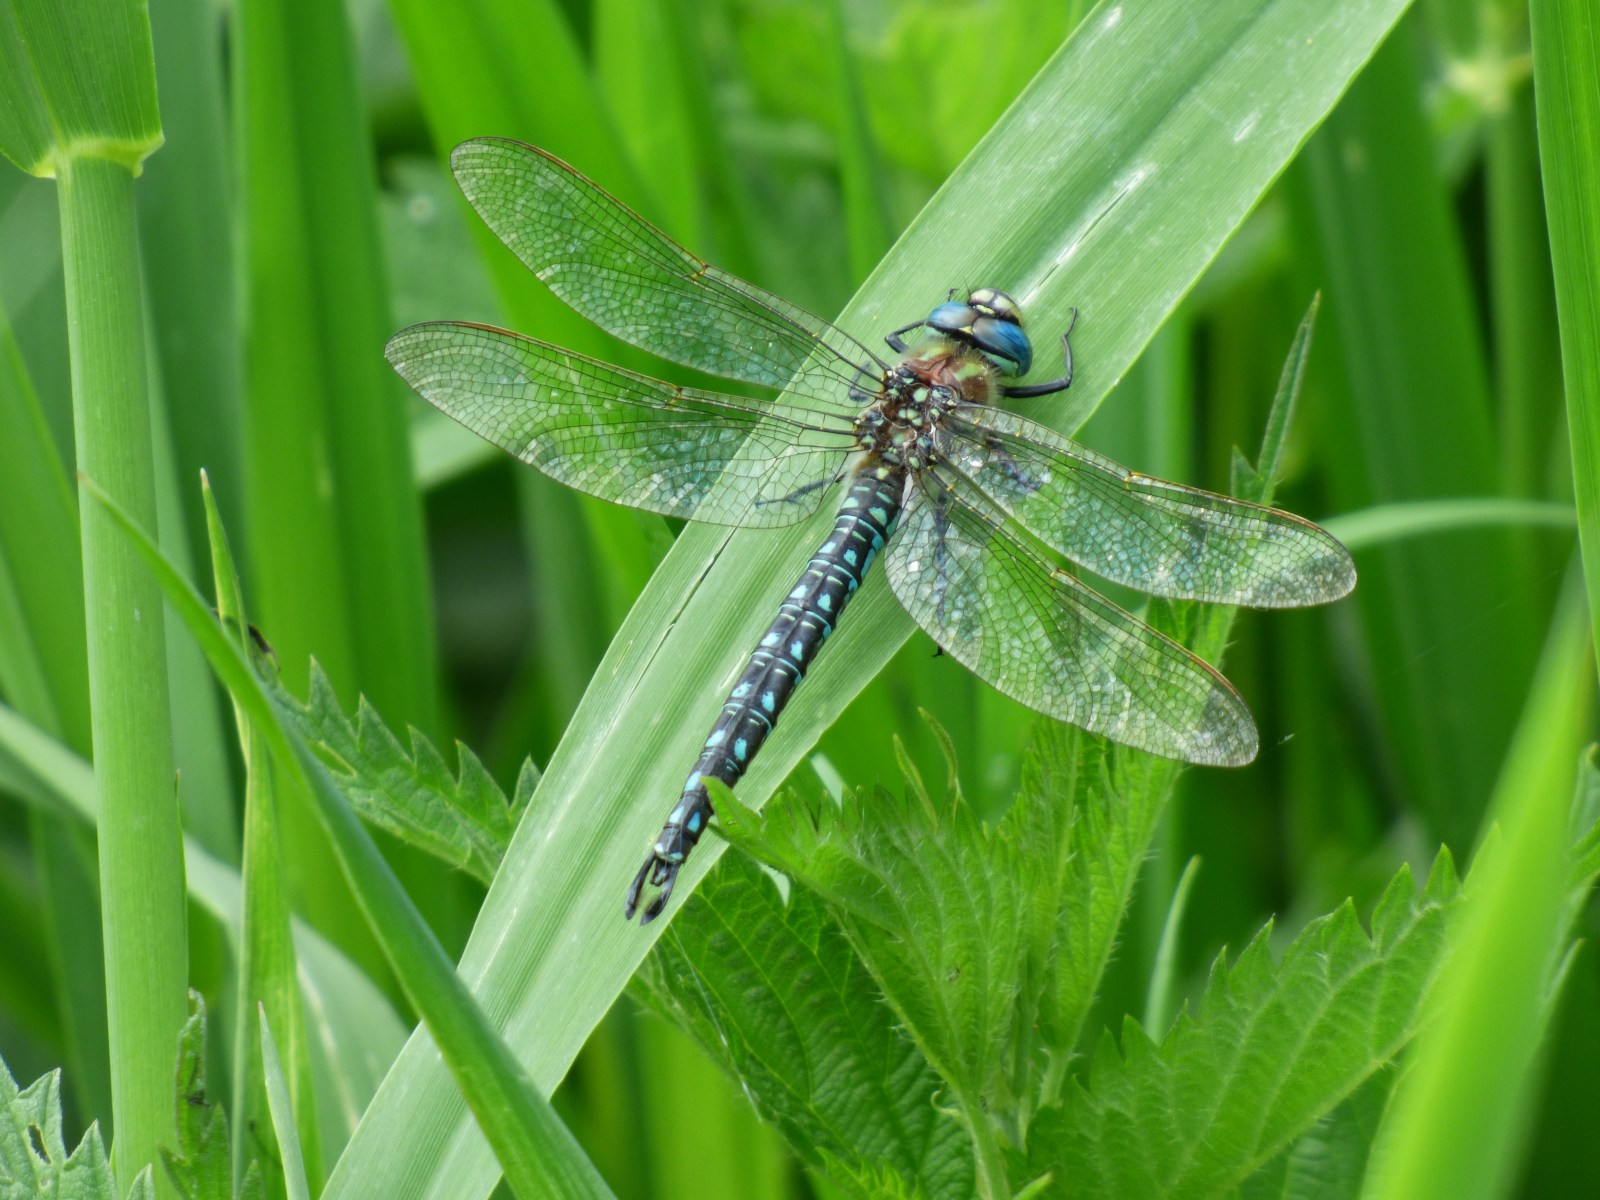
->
[[1141, 855, 1200, 1041], [0, 0, 162, 177], [200, 474, 320, 1188], [1288, 19, 1540, 851], [17, 3, 187, 1170], [1320, 498, 1578, 551], [83, 476, 618, 1200], [328, 5, 1416, 1198], [137, 0, 243, 583], [1362, 577, 1594, 1200], [823, 0, 892, 286], [594, 0, 703, 249], [146, 322, 237, 863], [0, 292, 111, 1131], [1530, 0, 1600, 657], [259, 1011, 311, 1200], [0, 694, 411, 1166], [385, 0, 653, 365], [235, 0, 436, 736]]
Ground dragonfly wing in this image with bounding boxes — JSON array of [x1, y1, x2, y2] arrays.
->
[[451, 139, 880, 407], [388, 322, 857, 528], [943, 407, 1355, 607], [884, 469, 1258, 766]]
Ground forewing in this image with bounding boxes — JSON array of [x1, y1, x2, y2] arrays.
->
[[387, 322, 856, 528], [451, 138, 880, 407], [944, 408, 1355, 607], [884, 470, 1258, 767]]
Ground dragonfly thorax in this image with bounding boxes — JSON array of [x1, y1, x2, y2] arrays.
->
[[853, 346, 1001, 469]]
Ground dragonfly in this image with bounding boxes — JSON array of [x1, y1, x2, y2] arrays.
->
[[386, 139, 1357, 924]]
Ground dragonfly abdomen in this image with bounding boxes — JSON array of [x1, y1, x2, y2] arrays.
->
[[625, 462, 907, 923]]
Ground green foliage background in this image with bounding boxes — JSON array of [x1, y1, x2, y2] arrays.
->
[[0, 0, 1596, 1198]]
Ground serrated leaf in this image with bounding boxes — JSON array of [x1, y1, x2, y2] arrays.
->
[[719, 771, 1029, 1120], [0, 1049, 131, 1200], [269, 661, 533, 884], [1046, 735, 1185, 1061], [633, 851, 973, 1200], [159, 992, 242, 1200], [1027, 850, 1465, 1200], [1239, 1065, 1393, 1200]]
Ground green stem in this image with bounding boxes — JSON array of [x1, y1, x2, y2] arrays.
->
[[1530, 0, 1600, 658], [1487, 85, 1561, 500], [59, 153, 188, 1194], [961, 1087, 1011, 1200]]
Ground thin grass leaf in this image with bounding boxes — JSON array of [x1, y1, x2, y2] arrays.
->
[[82, 476, 617, 1200], [6, 3, 187, 1181], [823, 0, 892, 286], [327, 7, 1416, 1198], [1142, 856, 1201, 1042], [259, 1012, 310, 1200], [0, 292, 110, 1132], [1288, 19, 1539, 850], [1362, 576, 1595, 1200], [1319, 498, 1578, 551], [0, 0, 162, 176], [1529, 0, 1600, 653], [203, 472, 323, 1192], [0, 695, 411, 1168], [137, 0, 242, 575]]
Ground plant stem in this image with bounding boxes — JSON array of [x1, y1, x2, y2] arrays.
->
[[1530, 0, 1600, 657], [962, 1087, 1012, 1200], [58, 152, 187, 1194]]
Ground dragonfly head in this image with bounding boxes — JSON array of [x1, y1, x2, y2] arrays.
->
[[925, 287, 1033, 377]]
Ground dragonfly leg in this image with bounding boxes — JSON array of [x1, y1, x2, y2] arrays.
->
[[754, 472, 841, 512], [1003, 308, 1077, 399], [885, 320, 926, 355]]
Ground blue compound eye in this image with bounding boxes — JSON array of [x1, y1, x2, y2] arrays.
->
[[972, 315, 1033, 376], [926, 302, 976, 334]]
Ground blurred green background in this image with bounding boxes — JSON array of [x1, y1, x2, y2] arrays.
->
[[0, 0, 1593, 1196]]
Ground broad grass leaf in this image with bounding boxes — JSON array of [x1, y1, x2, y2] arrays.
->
[[633, 851, 973, 1200], [1031, 852, 1465, 1200], [325, 3, 1415, 1195]]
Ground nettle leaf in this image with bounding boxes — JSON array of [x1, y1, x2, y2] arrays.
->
[[160, 993, 238, 1200], [0, 1049, 148, 1200], [1044, 732, 1185, 1060], [718, 766, 1031, 1114], [633, 851, 973, 1200], [1238, 1065, 1394, 1200], [1029, 850, 1465, 1200], [269, 661, 537, 884]]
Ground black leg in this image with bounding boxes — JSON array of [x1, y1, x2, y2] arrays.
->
[[1003, 307, 1077, 399], [885, 320, 925, 354]]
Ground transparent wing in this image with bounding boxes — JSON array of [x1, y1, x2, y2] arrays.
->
[[451, 138, 882, 408], [942, 407, 1355, 607], [884, 469, 1258, 766], [387, 322, 857, 528]]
